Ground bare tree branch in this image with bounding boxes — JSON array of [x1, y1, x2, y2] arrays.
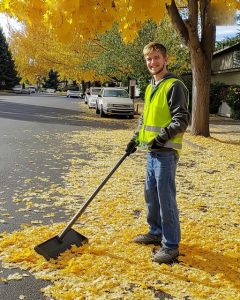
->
[[188, 0, 198, 31], [199, 0, 215, 61], [42, 57, 69, 66], [166, 0, 189, 46], [183, 0, 201, 52], [91, 39, 110, 51]]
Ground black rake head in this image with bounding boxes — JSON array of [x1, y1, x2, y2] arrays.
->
[[34, 229, 88, 260]]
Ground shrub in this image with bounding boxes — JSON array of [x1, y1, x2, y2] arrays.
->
[[209, 82, 228, 114], [226, 86, 240, 120]]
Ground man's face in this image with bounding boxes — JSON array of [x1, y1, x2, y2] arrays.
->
[[145, 50, 168, 76]]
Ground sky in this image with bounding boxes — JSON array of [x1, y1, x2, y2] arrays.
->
[[0, 13, 23, 37], [216, 25, 239, 41], [0, 12, 239, 42]]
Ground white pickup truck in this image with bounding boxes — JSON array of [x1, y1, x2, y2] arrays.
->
[[96, 87, 134, 118]]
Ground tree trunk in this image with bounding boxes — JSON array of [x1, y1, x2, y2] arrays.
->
[[166, 0, 216, 137], [190, 49, 211, 137]]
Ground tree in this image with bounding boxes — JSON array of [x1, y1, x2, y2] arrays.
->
[[165, 1, 239, 136], [9, 19, 189, 97], [84, 19, 189, 95], [83, 21, 158, 88], [8, 26, 98, 84], [43, 69, 60, 90], [0, 27, 20, 89], [1, 0, 239, 136]]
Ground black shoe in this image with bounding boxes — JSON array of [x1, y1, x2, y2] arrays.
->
[[133, 233, 162, 245]]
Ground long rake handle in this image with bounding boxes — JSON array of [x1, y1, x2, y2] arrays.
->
[[58, 152, 129, 240]]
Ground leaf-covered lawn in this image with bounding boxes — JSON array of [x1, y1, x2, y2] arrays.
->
[[0, 119, 239, 299]]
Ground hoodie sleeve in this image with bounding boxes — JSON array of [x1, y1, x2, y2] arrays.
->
[[157, 81, 190, 142]]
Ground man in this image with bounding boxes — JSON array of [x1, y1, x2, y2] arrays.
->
[[125, 42, 189, 264]]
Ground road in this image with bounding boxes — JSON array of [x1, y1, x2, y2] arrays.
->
[[0, 93, 131, 300]]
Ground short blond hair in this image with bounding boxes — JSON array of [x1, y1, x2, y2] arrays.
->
[[143, 42, 167, 57]]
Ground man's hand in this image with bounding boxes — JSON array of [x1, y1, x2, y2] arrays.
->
[[125, 139, 138, 155]]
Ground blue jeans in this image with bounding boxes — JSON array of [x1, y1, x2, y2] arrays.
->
[[145, 151, 180, 249]]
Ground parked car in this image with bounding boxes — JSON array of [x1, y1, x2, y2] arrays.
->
[[96, 87, 134, 118], [27, 86, 36, 93], [21, 89, 31, 94], [85, 87, 102, 108], [12, 85, 30, 94], [45, 88, 55, 94], [67, 86, 83, 98], [12, 85, 22, 93]]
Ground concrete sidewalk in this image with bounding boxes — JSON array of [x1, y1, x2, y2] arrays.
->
[[209, 115, 240, 133]]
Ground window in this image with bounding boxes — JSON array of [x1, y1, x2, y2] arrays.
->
[[91, 88, 101, 95], [103, 89, 129, 98]]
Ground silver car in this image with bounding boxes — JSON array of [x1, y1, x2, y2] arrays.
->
[[96, 87, 134, 118], [12, 85, 30, 94], [85, 87, 102, 108], [67, 88, 83, 98]]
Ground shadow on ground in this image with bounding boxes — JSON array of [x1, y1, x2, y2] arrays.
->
[[210, 136, 240, 146], [0, 100, 131, 129], [210, 116, 240, 127]]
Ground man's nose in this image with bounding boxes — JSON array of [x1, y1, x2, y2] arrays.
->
[[150, 59, 157, 65]]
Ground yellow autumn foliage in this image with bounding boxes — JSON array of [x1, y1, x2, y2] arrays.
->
[[1, 0, 239, 43], [1, 0, 238, 83], [0, 105, 239, 299], [211, 0, 239, 24], [8, 25, 104, 82]]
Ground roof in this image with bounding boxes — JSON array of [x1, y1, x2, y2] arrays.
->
[[213, 42, 240, 57]]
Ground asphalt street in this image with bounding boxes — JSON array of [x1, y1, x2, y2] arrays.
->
[[0, 93, 130, 300]]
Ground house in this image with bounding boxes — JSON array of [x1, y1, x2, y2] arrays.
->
[[211, 42, 240, 117]]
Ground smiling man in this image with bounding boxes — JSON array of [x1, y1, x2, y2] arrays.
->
[[125, 42, 189, 264]]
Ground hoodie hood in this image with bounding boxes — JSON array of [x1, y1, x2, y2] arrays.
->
[[151, 73, 180, 86]]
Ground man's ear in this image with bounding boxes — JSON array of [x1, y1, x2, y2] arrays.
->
[[164, 55, 168, 65]]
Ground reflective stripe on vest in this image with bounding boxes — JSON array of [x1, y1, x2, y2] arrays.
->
[[144, 125, 183, 149], [144, 125, 183, 135]]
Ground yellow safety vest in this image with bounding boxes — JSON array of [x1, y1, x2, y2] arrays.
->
[[138, 78, 184, 155]]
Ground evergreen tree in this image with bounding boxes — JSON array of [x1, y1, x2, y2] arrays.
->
[[0, 27, 20, 89], [43, 69, 60, 90]]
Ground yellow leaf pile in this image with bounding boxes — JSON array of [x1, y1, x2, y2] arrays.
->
[[0, 108, 239, 299]]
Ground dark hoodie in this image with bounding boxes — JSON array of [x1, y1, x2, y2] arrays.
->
[[135, 73, 190, 153]]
